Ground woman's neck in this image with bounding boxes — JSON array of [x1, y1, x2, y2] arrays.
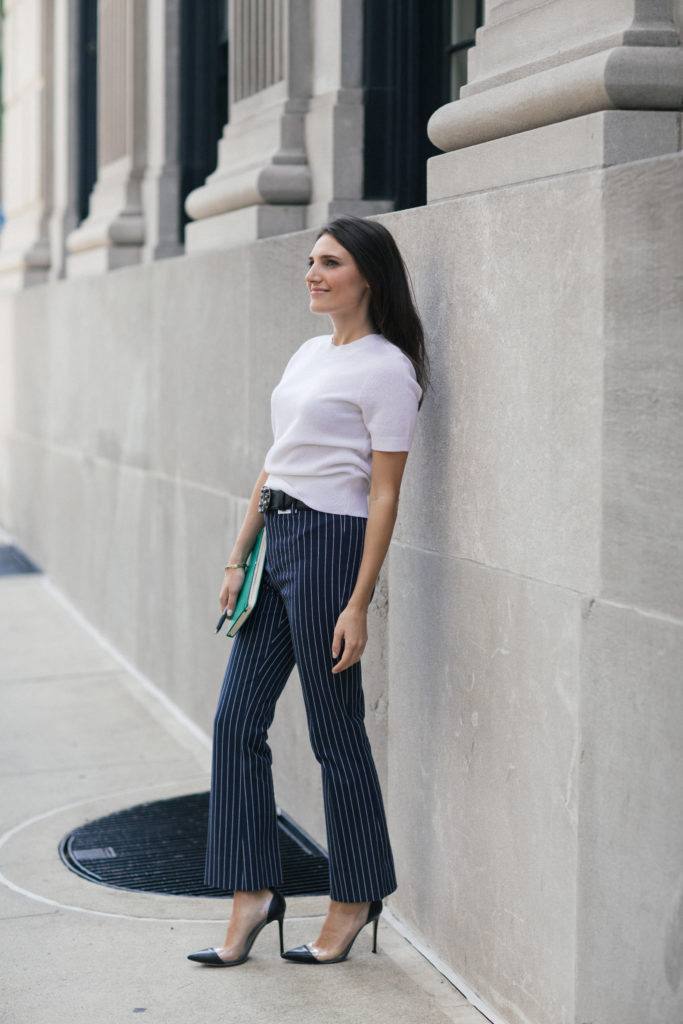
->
[[329, 313, 375, 347]]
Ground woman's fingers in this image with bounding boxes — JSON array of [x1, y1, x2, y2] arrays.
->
[[332, 643, 365, 674], [331, 609, 367, 674], [219, 569, 245, 616]]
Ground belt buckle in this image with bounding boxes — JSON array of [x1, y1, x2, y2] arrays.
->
[[258, 485, 271, 513]]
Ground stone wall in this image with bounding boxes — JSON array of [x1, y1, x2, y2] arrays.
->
[[1, 144, 682, 1024]]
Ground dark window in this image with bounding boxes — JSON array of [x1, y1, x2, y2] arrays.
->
[[363, 0, 483, 211], [77, 0, 98, 224], [179, 0, 229, 241]]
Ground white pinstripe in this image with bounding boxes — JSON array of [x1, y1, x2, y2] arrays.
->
[[204, 507, 397, 902]]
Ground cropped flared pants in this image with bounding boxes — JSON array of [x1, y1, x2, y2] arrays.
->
[[204, 506, 397, 903]]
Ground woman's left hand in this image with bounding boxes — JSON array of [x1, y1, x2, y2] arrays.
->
[[331, 605, 368, 674]]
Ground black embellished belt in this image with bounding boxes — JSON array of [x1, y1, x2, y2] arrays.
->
[[258, 486, 312, 514]]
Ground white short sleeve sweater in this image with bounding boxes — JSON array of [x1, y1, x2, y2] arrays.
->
[[264, 333, 422, 517]]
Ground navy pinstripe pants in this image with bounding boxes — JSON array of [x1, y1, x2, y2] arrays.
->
[[204, 506, 397, 902]]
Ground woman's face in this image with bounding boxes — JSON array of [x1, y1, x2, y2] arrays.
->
[[306, 234, 370, 319]]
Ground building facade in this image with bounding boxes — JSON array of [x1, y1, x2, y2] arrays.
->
[[1, 3, 683, 1023]]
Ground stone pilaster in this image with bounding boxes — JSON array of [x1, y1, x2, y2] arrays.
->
[[66, 0, 148, 277], [304, 0, 391, 225], [0, 0, 54, 290], [141, 0, 182, 263], [427, 0, 683, 202], [185, 0, 313, 251], [48, 0, 80, 281]]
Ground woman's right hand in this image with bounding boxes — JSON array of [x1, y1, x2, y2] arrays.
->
[[219, 567, 246, 617]]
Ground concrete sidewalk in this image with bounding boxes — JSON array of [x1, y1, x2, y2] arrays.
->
[[0, 565, 488, 1024]]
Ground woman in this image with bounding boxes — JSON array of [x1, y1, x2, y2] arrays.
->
[[188, 215, 428, 967]]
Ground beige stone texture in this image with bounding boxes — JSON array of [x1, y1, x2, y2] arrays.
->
[[577, 599, 683, 1024], [601, 153, 683, 619], [388, 546, 580, 1024], [387, 189, 603, 595]]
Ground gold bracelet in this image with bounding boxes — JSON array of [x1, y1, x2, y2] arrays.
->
[[224, 562, 248, 572]]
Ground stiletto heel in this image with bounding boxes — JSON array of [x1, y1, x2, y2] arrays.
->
[[282, 900, 382, 964], [277, 915, 285, 956], [188, 889, 286, 967]]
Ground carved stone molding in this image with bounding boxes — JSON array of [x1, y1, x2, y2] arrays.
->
[[428, 0, 683, 155]]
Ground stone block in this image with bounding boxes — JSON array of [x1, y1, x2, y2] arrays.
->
[[577, 598, 683, 1024], [428, 111, 681, 203], [602, 153, 683, 619], [153, 248, 254, 492], [185, 204, 307, 253], [386, 187, 603, 594], [387, 543, 581, 1024]]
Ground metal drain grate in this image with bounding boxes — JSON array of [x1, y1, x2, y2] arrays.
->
[[58, 792, 329, 898], [0, 545, 41, 576]]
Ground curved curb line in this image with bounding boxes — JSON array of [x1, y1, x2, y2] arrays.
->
[[0, 780, 226, 923]]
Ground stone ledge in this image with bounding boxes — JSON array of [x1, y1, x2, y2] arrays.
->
[[427, 110, 681, 203]]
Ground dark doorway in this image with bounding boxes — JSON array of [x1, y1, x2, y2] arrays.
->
[[363, 0, 484, 211], [179, 0, 229, 242], [77, 0, 98, 224]]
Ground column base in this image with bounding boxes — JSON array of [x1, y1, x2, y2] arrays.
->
[[65, 154, 145, 278], [184, 204, 308, 254], [0, 252, 50, 291], [428, 110, 681, 203], [0, 265, 50, 291], [0, 212, 51, 291], [66, 242, 143, 279], [305, 198, 394, 228]]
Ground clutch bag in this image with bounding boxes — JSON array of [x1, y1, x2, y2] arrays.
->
[[224, 528, 267, 637]]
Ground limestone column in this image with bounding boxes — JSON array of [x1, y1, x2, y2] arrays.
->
[[48, 0, 80, 281], [141, 0, 182, 262], [66, 0, 148, 276], [304, 0, 392, 225], [185, 0, 313, 252], [0, 0, 54, 290], [427, 0, 683, 202]]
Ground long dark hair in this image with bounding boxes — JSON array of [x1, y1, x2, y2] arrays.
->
[[317, 215, 430, 397]]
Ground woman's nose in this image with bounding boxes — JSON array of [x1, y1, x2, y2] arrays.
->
[[306, 263, 319, 282]]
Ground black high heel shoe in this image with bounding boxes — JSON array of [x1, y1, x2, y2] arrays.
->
[[281, 900, 382, 964], [187, 889, 286, 967]]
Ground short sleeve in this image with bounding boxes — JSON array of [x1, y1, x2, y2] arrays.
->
[[359, 353, 422, 452]]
